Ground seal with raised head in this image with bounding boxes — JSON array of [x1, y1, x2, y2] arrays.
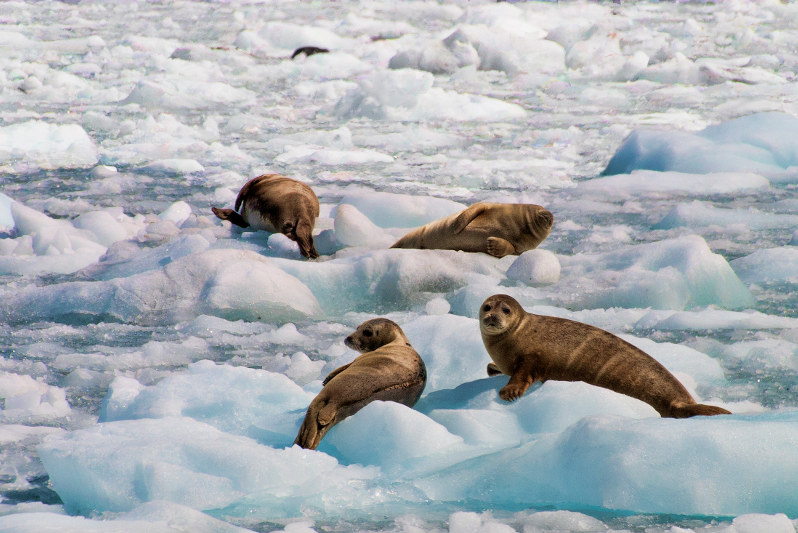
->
[[390, 202, 553, 258], [294, 318, 427, 450], [211, 174, 320, 259], [479, 294, 731, 418]]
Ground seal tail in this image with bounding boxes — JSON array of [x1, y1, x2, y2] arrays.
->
[[211, 207, 250, 228], [669, 402, 731, 418]]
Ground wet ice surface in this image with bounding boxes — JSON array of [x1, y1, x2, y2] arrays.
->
[[1, 1, 798, 532]]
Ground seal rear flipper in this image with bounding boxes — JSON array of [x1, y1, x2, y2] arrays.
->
[[487, 362, 502, 376], [211, 207, 250, 228], [669, 402, 731, 418], [294, 402, 337, 450]]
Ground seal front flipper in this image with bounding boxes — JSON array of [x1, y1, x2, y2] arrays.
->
[[452, 203, 489, 234], [486, 362, 502, 376], [499, 357, 538, 402], [323, 364, 351, 386], [211, 207, 250, 228], [486, 236, 515, 258]]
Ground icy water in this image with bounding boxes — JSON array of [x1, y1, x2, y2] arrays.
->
[[1, 1, 798, 532]]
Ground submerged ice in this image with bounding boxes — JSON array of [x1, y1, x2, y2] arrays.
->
[[2, 1, 798, 532]]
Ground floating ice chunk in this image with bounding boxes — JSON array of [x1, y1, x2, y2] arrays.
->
[[557, 235, 753, 310], [0, 373, 71, 423], [699, 338, 798, 374], [267, 233, 304, 260], [81, 234, 211, 281], [267, 127, 354, 151], [1, 249, 321, 325], [72, 208, 145, 247], [332, 69, 526, 122], [0, 424, 62, 445], [273, 248, 503, 315], [507, 381, 658, 435], [101, 361, 314, 446], [0, 501, 256, 533], [333, 204, 394, 248], [419, 412, 798, 516], [122, 79, 256, 111], [578, 170, 769, 197], [144, 159, 204, 175], [0, 193, 15, 231], [425, 297, 450, 315], [506, 250, 561, 286], [731, 247, 798, 283], [565, 31, 647, 81], [402, 315, 487, 392], [442, 23, 564, 75], [389, 43, 464, 75], [0, 121, 98, 173], [325, 401, 466, 474], [246, 22, 349, 54], [0, 201, 111, 275], [655, 201, 798, 230], [354, 126, 462, 152], [99, 376, 144, 421], [729, 514, 795, 533], [38, 417, 378, 517], [635, 309, 798, 331], [447, 511, 515, 533], [603, 112, 798, 180], [274, 146, 393, 166], [517, 510, 609, 533], [201, 255, 321, 321], [338, 191, 465, 228], [426, 407, 525, 447], [157, 201, 192, 227]]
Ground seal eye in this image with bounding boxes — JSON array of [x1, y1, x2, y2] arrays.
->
[[363, 329, 373, 337], [483, 304, 491, 312], [502, 305, 510, 315]]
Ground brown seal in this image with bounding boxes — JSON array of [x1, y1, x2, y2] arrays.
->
[[294, 318, 427, 450], [479, 294, 731, 418], [211, 174, 320, 259], [390, 202, 554, 258]]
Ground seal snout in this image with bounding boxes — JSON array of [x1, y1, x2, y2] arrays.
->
[[482, 313, 501, 328], [344, 334, 357, 350]]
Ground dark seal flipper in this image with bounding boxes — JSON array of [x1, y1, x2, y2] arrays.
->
[[669, 402, 732, 418], [211, 207, 250, 228]]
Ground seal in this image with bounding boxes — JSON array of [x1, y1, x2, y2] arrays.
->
[[479, 294, 731, 418], [291, 46, 330, 59], [390, 202, 554, 258], [211, 174, 320, 259], [294, 318, 427, 450]]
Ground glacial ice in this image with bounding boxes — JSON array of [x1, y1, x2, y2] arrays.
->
[[732, 247, 798, 283], [555, 235, 754, 310], [0, 122, 98, 173], [603, 112, 798, 181], [3, 1, 798, 531], [1, 249, 321, 325]]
